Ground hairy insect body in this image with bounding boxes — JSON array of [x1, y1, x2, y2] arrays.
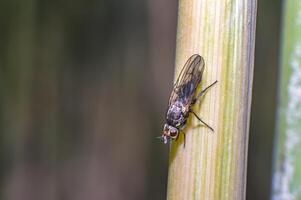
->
[[167, 79, 196, 127], [161, 101, 189, 144], [167, 101, 187, 126], [162, 98, 194, 144]]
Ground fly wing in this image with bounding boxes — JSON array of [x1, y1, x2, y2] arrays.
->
[[168, 54, 205, 106]]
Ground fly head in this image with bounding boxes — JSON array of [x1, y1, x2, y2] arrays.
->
[[160, 124, 179, 144]]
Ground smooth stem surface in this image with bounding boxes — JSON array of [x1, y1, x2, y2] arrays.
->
[[167, 0, 257, 200], [272, 1, 301, 199]]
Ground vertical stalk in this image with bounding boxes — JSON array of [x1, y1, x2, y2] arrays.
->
[[272, 1, 301, 199], [167, 0, 257, 199]]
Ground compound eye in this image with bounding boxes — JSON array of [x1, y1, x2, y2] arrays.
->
[[169, 129, 178, 138]]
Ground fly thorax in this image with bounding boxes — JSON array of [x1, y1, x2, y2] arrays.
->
[[166, 102, 185, 127]]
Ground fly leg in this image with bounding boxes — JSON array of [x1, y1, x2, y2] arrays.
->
[[189, 80, 217, 131], [192, 80, 218, 104], [190, 110, 214, 132]]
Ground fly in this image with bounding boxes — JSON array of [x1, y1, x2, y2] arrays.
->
[[160, 54, 217, 145]]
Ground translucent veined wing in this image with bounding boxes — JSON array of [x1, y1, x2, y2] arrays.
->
[[168, 54, 205, 106]]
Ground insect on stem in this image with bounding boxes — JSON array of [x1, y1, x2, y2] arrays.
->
[[160, 54, 217, 146]]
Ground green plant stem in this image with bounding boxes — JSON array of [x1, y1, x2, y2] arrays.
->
[[167, 0, 257, 199]]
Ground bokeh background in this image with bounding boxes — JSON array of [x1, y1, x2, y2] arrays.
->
[[0, 0, 281, 199]]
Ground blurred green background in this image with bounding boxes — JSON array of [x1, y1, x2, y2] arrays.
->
[[0, 0, 281, 200]]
